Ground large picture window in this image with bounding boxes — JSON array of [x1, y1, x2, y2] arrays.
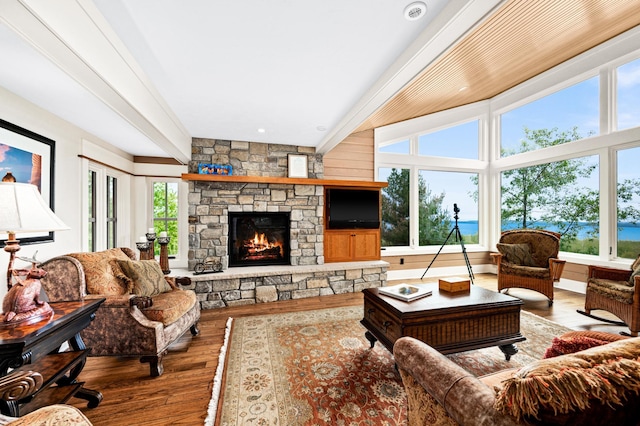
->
[[380, 167, 410, 247], [500, 77, 599, 157], [616, 57, 640, 131], [617, 147, 640, 258], [376, 33, 640, 264], [418, 170, 478, 245], [501, 155, 599, 255], [418, 120, 479, 159]]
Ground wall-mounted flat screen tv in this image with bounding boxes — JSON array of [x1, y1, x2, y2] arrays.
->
[[326, 188, 380, 229]]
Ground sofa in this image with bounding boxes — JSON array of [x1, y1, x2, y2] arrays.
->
[[393, 331, 640, 425], [39, 247, 200, 377]]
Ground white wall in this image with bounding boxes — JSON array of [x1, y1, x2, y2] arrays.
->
[[0, 86, 186, 302]]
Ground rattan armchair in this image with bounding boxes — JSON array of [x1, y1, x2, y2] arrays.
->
[[577, 259, 640, 337], [491, 229, 566, 306]]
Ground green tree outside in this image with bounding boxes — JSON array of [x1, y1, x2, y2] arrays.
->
[[153, 182, 179, 256], [500, 127, 640, 257], [381, 168, 454, 247]]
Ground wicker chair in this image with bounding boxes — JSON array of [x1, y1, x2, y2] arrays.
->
[[577, 258, 640, 337], [491, 229, 566, 306]]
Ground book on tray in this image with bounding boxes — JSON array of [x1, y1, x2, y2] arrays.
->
[[378, 284, 432, 302]]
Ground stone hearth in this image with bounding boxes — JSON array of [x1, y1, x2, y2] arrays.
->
[[174, 261, 388, 308]]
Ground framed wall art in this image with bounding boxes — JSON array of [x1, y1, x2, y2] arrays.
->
[[0, 118, 56, 246], [287, 154, 308, 178]]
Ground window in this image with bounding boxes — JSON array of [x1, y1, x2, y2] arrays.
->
[[501, 155, 599, 255], [617, 147, 640, 258], [85, 163, 124, 253], [378, 139, 410, 154], [418, 170, 478, 245], [106, 176, 117, 249], [616, 57, 640, 131], [418, 120, 479, 159], [375, 32, 640, 265], [153, 182, 179, 256], [380, 167, 410, 247], [88, 170, 96, 252], [500, 77, 599, 157]]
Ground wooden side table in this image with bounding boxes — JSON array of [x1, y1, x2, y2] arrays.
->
[[0, 298, 105, 417]]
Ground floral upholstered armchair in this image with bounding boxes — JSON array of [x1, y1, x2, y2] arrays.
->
[[39, 248, 200, 377], [491, 229, 566, 306]]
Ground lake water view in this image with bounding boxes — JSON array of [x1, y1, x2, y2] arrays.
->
[[457, 221, 640, 241]]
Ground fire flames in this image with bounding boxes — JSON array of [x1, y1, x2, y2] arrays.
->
[[242, 232, 283, 259]]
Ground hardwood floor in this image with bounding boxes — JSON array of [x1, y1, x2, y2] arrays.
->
[[69, 274, 627, 425]]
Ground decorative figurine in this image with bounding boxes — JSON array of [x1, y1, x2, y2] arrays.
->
[[1, 265, 53, 325]]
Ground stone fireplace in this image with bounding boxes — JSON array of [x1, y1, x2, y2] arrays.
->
[[187, 139, 324, 271], [185, 138, 388, 309], [228, 212, 290, 267]]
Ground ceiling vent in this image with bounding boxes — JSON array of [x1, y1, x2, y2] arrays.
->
[[404, 2, 427, 21]]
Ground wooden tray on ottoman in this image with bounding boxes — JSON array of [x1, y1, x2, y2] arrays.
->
[[361, 284, 525, 360]]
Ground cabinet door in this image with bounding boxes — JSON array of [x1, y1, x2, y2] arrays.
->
[[353, 231, 380, 260], [325, 232, 353, 262]]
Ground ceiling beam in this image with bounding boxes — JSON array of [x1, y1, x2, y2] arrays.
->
[[0, 0, 191, 163]]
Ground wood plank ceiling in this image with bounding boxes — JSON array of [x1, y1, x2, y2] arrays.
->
[[356, 0, 640, 133]]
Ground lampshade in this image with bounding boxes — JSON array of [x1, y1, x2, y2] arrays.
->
[[0, 182, 68, 234]]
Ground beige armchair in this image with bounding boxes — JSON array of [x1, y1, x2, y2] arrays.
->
[[0, 370, 92, 425], [39, 248, 200, 377], [491, 229, 566, 306]]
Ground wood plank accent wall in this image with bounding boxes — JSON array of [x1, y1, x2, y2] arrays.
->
[[324, 129, 374, 181], [384, 251, 492, 272]]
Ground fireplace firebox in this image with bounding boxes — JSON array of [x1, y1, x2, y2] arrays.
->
[[228, 212, 290, 267]]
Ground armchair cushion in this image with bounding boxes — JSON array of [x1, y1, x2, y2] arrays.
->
[[141, 289, 197, 326], [496, 243, 535, 266], [68, 248, 132, 296], [494, 337, 640, 421], [586, 278, 635, 304], [117, 259, 172, 296]]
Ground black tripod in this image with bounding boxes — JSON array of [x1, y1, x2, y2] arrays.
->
[[421, 204, 474, 283]]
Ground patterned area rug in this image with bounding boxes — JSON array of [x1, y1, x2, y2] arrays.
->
[[214, 306, 571, 425]]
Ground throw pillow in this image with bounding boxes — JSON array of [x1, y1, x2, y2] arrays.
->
[[117, 260, 172, 297], [494, 337, 640, 422], [496, 243, 535, 266], [68, 248, 132, 296], [543, 335, 612, 358]]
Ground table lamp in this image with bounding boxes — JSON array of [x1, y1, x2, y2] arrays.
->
[[0, 182, 69, 325]]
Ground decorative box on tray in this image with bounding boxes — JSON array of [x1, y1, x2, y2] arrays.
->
[[438, 276, 470, 293]]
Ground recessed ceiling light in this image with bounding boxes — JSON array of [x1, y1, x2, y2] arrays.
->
[[316, 126, 327, 132], [404, 2, 427, 21], [459, 86, 468, 92], [257, 128, 266, 133]]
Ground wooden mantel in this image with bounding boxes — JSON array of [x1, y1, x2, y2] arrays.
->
[[181, 173, 388, 188]]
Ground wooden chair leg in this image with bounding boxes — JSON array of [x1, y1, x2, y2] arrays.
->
[[190, 322, 199, 336], [141, 351, 166, 377]]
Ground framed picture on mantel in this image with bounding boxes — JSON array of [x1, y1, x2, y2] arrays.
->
[[287, 154, 308, 178]]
